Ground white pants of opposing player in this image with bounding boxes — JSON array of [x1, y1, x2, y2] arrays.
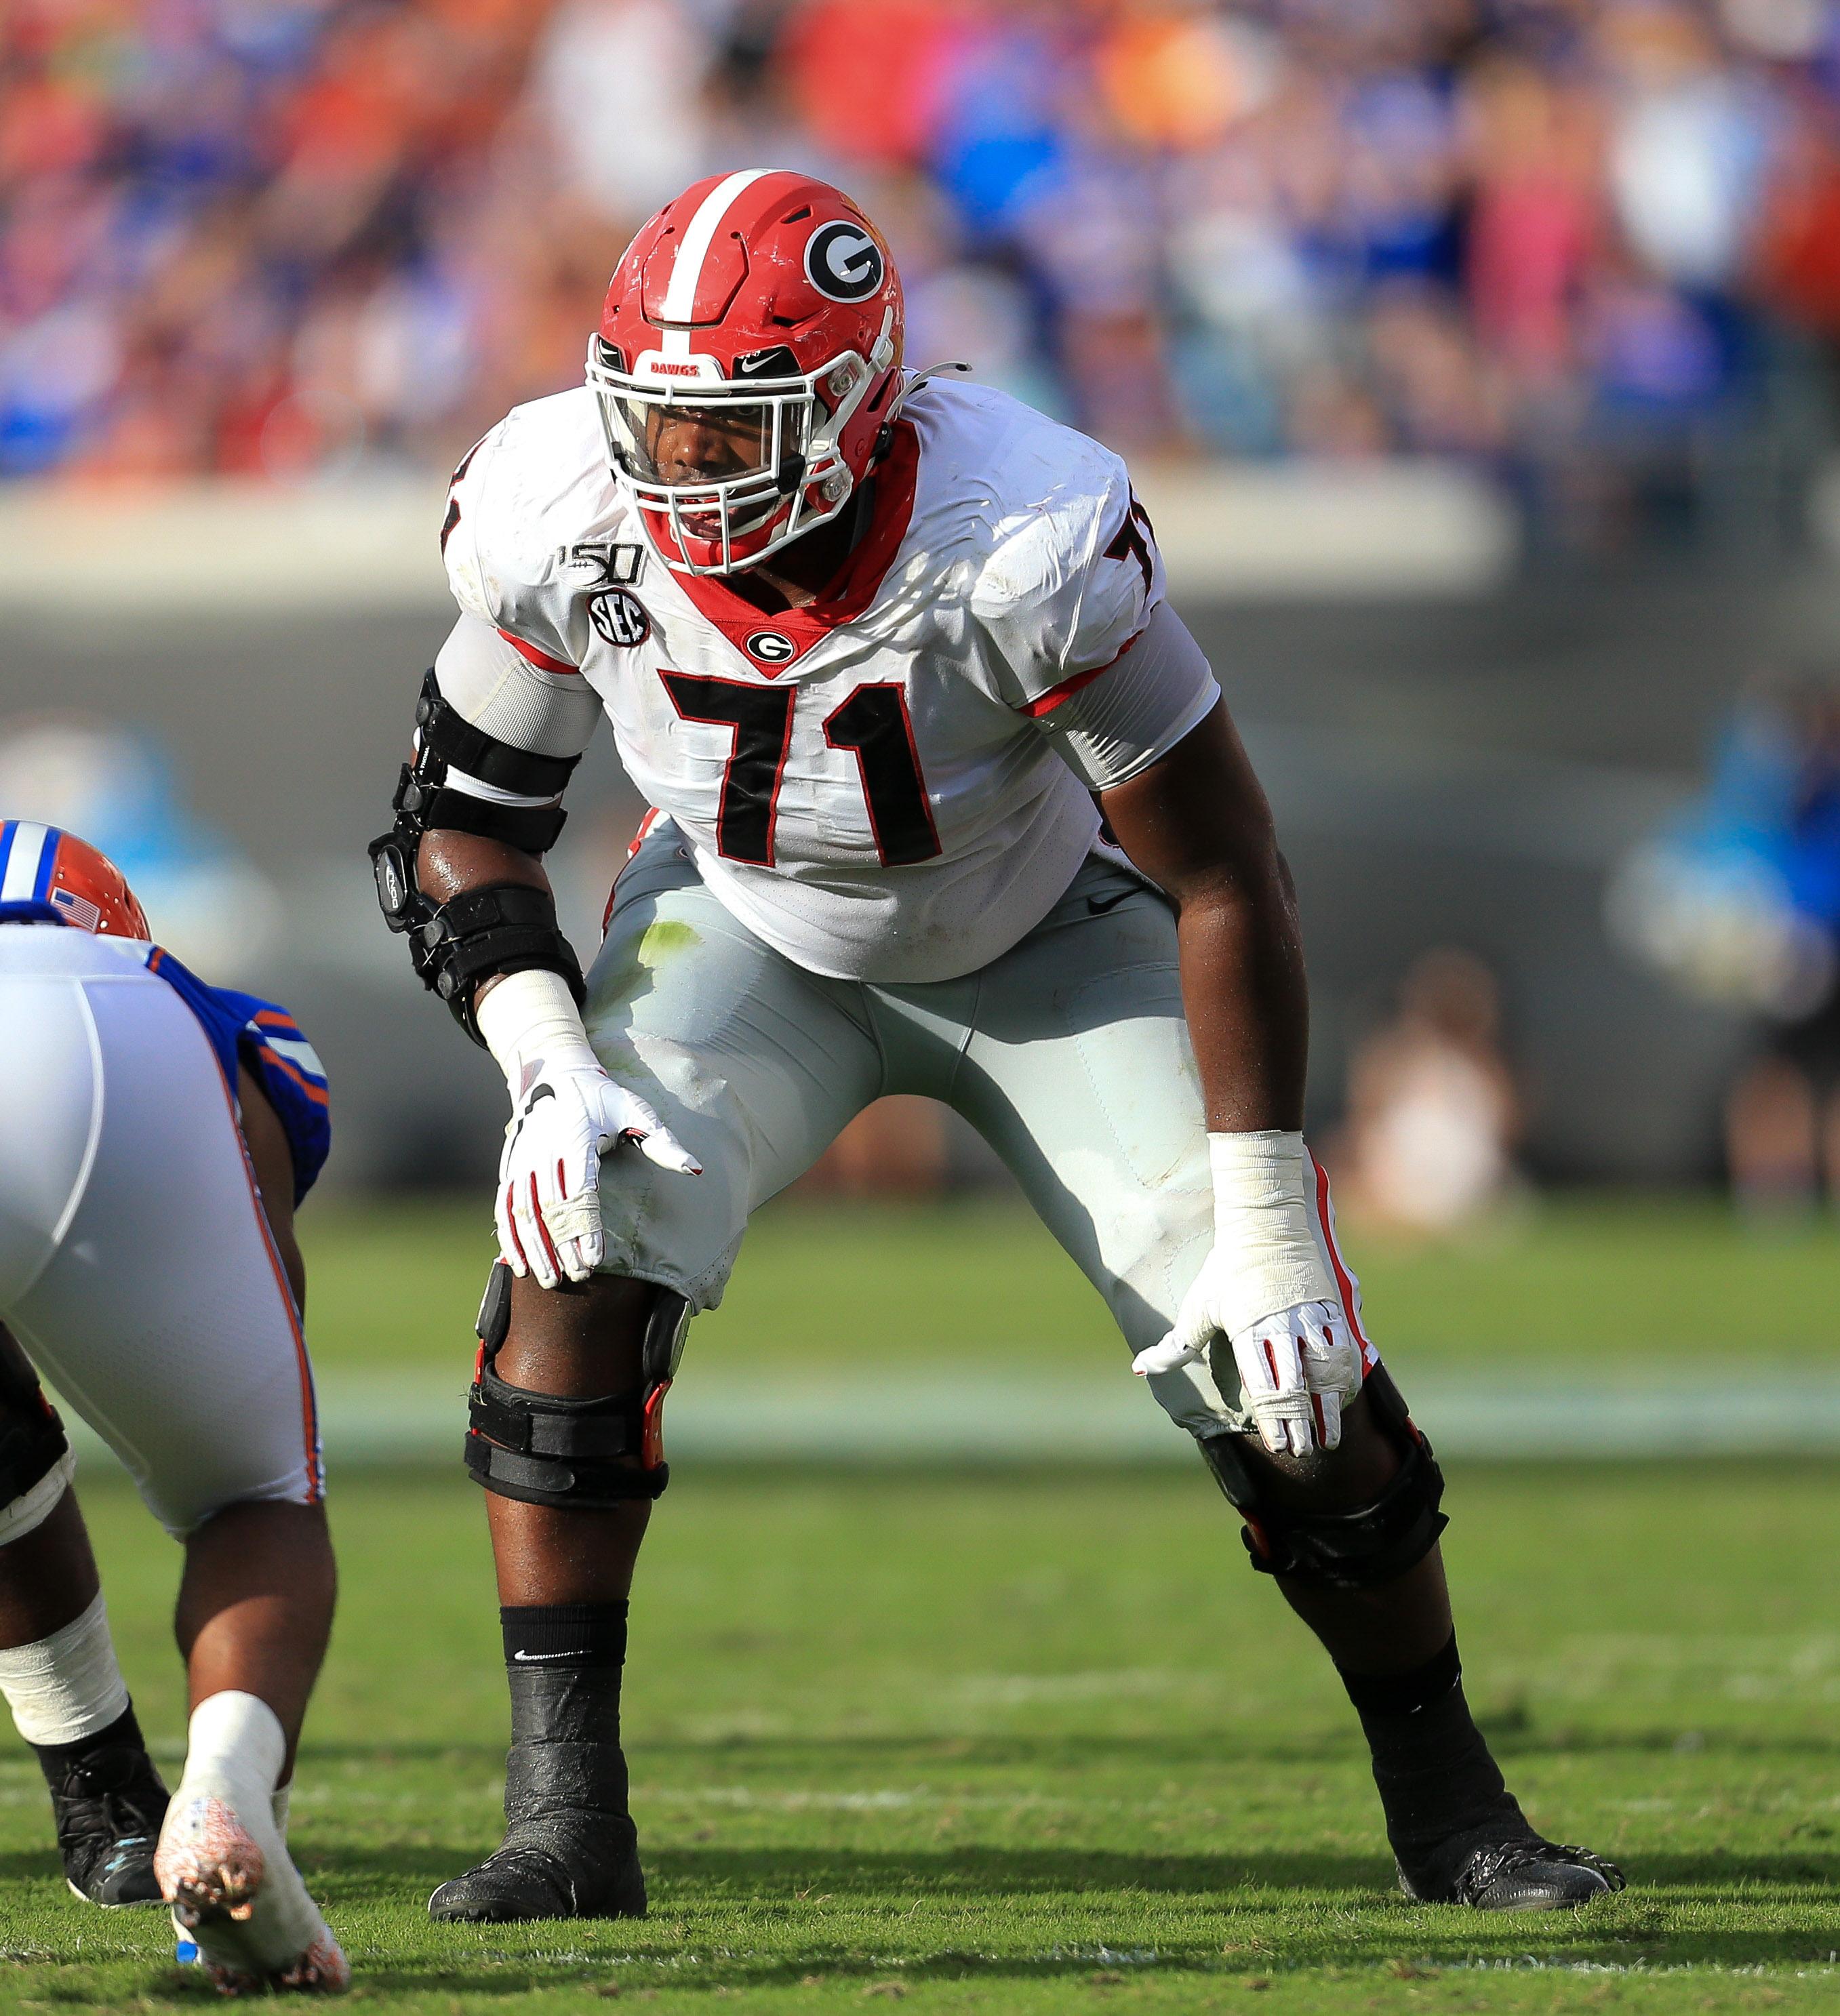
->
[[586, 821, 1380, 1442], [0, 929, 323, 1537]]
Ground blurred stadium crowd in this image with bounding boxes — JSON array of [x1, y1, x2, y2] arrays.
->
[[6, 0, 1840, 546]]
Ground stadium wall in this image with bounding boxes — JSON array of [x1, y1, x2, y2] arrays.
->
[[5, 469, 1837, 1187]]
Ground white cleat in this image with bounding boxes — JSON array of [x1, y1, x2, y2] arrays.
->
[[156, 1693, 348, 1996], [158, 1792, 348, 1995]]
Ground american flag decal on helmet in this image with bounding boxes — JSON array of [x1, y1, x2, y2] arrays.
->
[[50, 887, 102, 931]]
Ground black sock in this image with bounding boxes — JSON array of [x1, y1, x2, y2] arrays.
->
[[431, 1600, 643, 1905], [501, 1602, 629, 1673], [29, 1701, 148, 1783], [1338, 1634, 1532, 1883], [500, 1602, 630, 1816]]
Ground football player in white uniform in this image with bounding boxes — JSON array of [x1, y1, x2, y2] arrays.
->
[[371, 171, 1622, 1922], [0, 823, 346, 1993]]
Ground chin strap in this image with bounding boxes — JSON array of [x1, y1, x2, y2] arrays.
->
[[873, 360, 971, 463]]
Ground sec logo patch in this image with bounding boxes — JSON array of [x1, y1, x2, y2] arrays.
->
[[745, 630, 797, 664], [589, 588, 651, 648]]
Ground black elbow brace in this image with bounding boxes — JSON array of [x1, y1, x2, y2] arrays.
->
[[369, 668, 588, 1043], [390, 666, 582, 855], [413, 881, 586, 1043]]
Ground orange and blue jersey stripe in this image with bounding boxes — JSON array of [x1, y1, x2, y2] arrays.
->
[[142, 948, 332, 1203]]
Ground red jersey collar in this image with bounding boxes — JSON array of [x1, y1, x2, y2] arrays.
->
[[644, 420, 920, 674]]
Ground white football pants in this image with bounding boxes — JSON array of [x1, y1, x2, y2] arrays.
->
[[0, 927, 323, 1536], [584, 822, 1376, 1443]]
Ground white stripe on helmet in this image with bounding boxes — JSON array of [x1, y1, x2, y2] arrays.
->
[[658, 169, 773, 327], [0, 822, 49, 903]]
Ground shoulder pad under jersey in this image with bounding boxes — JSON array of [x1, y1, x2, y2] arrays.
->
[[919, 382, 1165, 709], [441, 388, 629, 676]]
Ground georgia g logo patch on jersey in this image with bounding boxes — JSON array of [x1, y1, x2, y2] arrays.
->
[[805, 222, 884, 303], [744, 630, 797, 665], [589, 588, 652, 648]]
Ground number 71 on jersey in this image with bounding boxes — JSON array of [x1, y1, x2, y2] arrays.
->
[[660, 672, 941, 868]]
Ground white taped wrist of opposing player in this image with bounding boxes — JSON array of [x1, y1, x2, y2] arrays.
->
[[1203, 1130, 1336, 1341], [475, 968, 599, 1097]]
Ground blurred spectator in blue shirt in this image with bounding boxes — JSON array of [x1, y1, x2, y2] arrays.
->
[[4, 0, 1840, 550], [1612, 676, 1840, 1219]]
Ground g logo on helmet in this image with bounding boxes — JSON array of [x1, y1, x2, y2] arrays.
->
[[590, 588, 652, 648], [805, 221, 885, 304]]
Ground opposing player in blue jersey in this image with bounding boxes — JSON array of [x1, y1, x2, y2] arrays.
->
[[0, 821, 346, 1994]]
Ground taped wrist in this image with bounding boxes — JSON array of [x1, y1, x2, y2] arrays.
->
[[1207, 1131, 1336, 1339], [477, 969, 600, 1095]]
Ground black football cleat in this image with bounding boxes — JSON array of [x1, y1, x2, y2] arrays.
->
[[1399, 1836, 1625, 1911], [45, 1741, 169, 1908], [427, 1813, 646, 1924], [428, 1739, 645, 1924]]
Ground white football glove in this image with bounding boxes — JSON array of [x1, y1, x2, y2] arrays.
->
[[1129, 1131, 1356, 1455], [1134, 1289, 1360, 1456], [477, 970, 699, 1291]]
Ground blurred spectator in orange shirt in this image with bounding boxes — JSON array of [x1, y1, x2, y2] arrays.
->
[[1, 0, 1838, 556]]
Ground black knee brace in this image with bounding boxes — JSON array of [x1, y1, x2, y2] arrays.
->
[[0, 1330, 68, 1516], [463, 1264, 689, 1508], [1197, 1365, 1447, 1591]]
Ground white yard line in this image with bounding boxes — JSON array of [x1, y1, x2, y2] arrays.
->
[[55, 1369, 1840, 1470]]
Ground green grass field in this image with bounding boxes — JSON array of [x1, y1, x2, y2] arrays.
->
[[5, 1196, 1840, 2012], [299, 1190, 1840, 1382]]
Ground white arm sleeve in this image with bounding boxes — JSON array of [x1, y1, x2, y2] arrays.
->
[[431, 613, 603, 806], [1033, 601, 1222, 791]]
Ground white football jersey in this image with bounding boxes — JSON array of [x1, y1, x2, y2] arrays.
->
[[439, 377, 1216, 984]]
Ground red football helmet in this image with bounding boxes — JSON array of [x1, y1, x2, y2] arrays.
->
[[589, 169, 904, 576], [0, 820, 149, 938]]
